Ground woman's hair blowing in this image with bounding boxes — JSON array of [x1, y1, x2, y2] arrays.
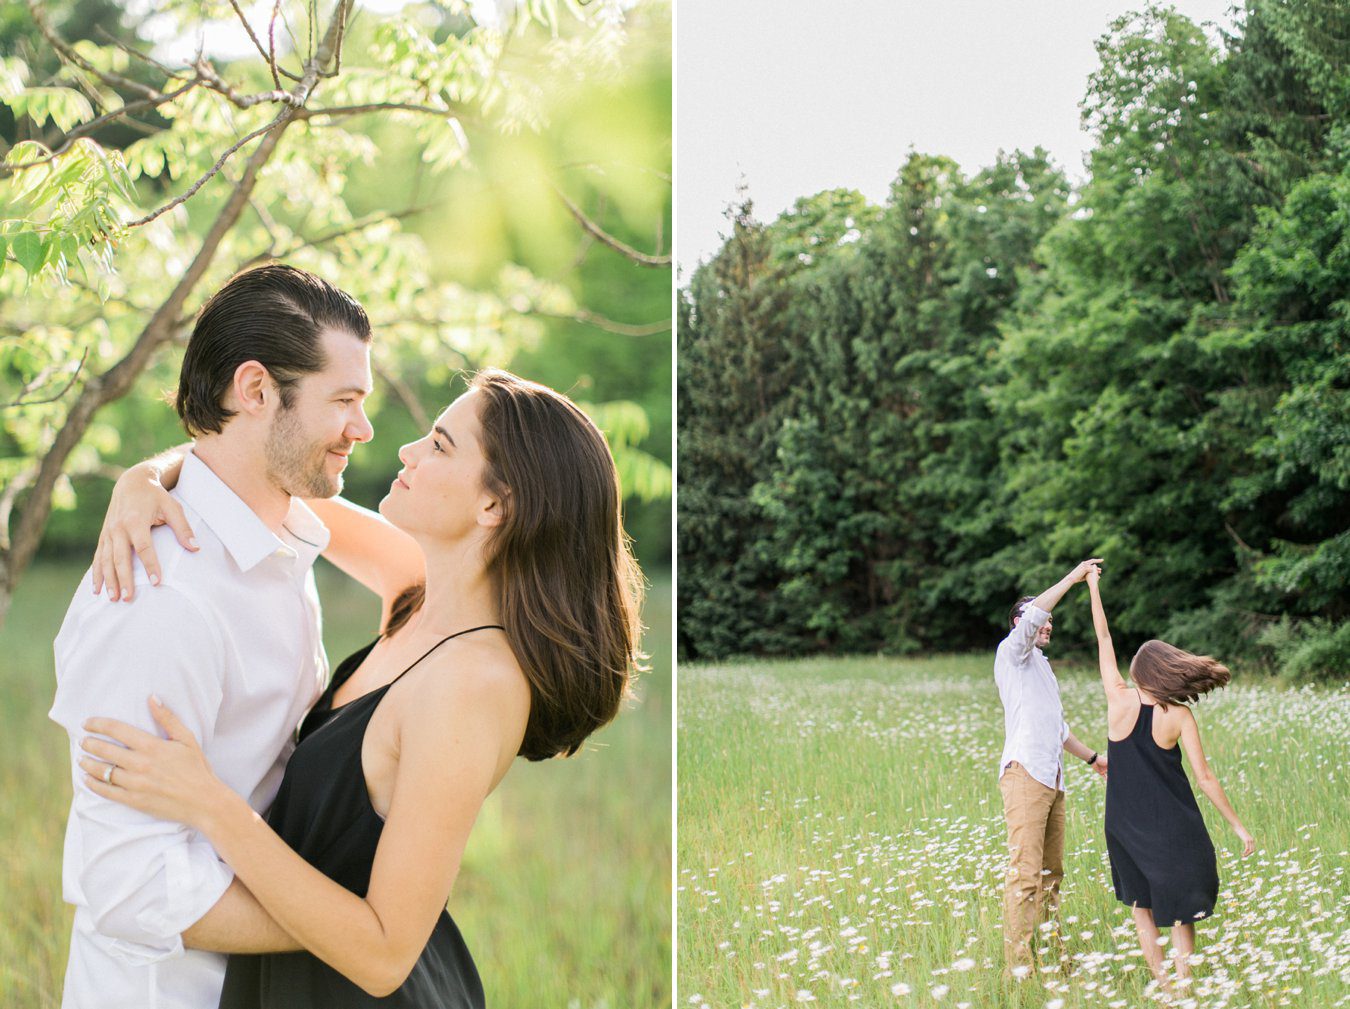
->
[[1130, 639, 1230, 708], [386, 369, 645, 760]]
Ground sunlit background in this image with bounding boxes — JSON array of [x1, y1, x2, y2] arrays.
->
[[0, 1, 671, 1005]]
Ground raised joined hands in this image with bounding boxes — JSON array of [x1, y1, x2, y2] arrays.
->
[[1072, 558, 1104, 584]]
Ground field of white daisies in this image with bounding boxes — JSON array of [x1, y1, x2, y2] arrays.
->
[[677, 655, 1350, 1009]]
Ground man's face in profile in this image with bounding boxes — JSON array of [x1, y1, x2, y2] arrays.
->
[[264, 327, 374, 498], [1035, 616, 1052, 649], [1014, 611, 1053, 649]]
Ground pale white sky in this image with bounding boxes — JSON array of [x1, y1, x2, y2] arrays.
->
[[675, 0, 1241, 274]]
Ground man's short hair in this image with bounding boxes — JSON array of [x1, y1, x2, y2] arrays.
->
[[1009, 595, 1036, 628], [176, 264, 371, 436]]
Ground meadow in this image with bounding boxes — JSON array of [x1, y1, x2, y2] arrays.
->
[[678, 655, 1349, 1009], [0, 560, 672, 1009]]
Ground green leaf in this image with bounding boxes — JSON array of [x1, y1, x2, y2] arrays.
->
[[420, 119, 470, 168], [4, 139, 45, 163], [0, 56, 28, 100], [7, 87, 95, 132], [583, 400, 650, 447], [612, 445, 673, 502], [10, 231, 48, 277]]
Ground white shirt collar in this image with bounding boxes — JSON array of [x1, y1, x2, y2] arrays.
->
[[177, 451, 331, 573]]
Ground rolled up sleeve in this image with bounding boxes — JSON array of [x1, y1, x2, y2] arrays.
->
[[68, 790, 234, 962], [1001, 603, 1050, 664], [51, 580, 233, 964]]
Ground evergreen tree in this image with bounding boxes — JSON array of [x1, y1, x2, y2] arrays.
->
[[677, 197, 798, 658]]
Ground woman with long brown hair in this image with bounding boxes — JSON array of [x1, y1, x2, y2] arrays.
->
[[74, 369, 643, 1007], [1086, 564, 1253, 994]]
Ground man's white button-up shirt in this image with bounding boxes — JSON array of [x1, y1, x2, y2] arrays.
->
[[994, 603, 1069, 791], [49, 451, 330, 1009]]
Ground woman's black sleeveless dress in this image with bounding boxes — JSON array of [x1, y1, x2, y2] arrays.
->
[[219, 628, 500, 1008], [1104, 698, 1218, 927]]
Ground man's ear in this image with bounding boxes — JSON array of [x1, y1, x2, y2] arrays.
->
[[232, 361, 274, 417]]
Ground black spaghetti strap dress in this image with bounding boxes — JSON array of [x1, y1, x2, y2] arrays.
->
[[219, 626, 503, 1008], [1103, 697, 1219, 927]]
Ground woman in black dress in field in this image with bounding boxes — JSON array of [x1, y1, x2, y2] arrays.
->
[[77, 370, 643, 1006], [1086, 566, 1254, 991]]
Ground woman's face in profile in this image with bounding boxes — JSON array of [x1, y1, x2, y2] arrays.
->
[[380, 390, 500, 541]]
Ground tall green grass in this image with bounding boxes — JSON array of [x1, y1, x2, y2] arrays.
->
[[679, 655, 1349, 1008], [0, 560, 671, 1008]]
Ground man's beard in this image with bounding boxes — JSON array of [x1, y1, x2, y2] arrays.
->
[[265, 405, 345, 499]]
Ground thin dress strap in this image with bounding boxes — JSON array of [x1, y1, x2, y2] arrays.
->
[[388, 624, 506, 688]]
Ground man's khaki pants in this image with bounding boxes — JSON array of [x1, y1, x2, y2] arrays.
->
[[999, 761, 1065, 972]]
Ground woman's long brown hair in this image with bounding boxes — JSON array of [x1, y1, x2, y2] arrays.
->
[[1129, 639, 1230, 708], [385, 369, 645, 759]]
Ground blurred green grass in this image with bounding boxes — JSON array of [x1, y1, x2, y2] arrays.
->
[[0, 560, 671, 1008]]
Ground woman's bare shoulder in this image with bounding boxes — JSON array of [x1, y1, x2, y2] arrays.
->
[[401, 634, 531, 724], [1152, 701, 1195, 745], [1165, 702, 1199, 731], [1106, 680, 1139, 711]]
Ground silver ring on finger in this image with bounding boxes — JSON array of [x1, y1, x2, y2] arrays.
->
[[102, 763, 115, 786]]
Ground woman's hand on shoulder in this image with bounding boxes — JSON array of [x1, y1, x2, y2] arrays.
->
[[94, 464, 198, 602]]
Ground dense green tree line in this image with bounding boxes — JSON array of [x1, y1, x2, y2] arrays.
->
[[678, 0, 1348, 679]]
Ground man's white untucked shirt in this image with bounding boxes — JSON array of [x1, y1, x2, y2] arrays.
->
[[50, 451, 330, 1009], [994, 603, 1069, 791]]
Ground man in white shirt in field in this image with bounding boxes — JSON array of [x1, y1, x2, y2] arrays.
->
[[995, 558, 1108, 976], [49, 264, 375, 1009]]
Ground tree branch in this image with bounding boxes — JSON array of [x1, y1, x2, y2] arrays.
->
[[551, 183, 671, 268], [325, 0, 350, 78], [528, 307, 671, 337], [0, 466, 36, 553], [4, 346, 88, 410], [4, 0, 356, 595], [193, 59, 298, 109], [93, 26, 189, 82], [237, 202, 438, 270], [373, 358, 431, 430], [225, 0, 302, 83], [246, 195, 283, 258], [1, 79, 201, 173], [125, 108, 293, 228], [1225, 521, 1258, 555], [297, 101, 465, 121], [269, 0, 284, 88], [27, 1, 161, 101]]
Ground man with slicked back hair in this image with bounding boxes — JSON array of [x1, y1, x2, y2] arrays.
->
[[50, 264, 375, 1009]]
